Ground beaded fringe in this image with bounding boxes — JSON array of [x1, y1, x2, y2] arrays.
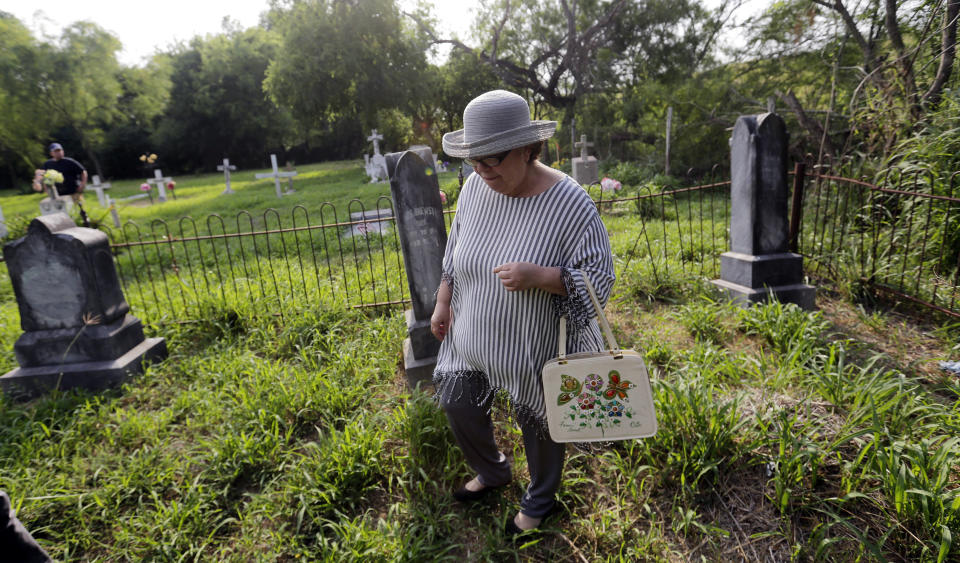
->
[[432, 370, 549, 437]]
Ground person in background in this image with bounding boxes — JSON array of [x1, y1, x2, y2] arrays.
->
[[431, 90, 615, 537], [33, 143, 87, 202]]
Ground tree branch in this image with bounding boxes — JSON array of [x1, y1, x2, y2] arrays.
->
[[777, 89, 837, 158]]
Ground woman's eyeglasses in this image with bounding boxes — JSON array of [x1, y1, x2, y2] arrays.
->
[[465, 149, 512, 168]]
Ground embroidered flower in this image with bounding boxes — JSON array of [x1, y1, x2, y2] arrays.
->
[[584, 373, 603, 391], [602, 400, 625, 417], [577, 392, 595, 410]]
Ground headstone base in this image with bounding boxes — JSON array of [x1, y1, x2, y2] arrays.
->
[[402, 338, 435, 389], [710, 279, 816, 310], [720, 252, 805, 288], [406, 309, 440, 360], [0, 337, 167, 401], [572, 157, 599, 186], [15, 314, 146, 367]]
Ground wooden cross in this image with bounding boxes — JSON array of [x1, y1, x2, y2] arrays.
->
[[146, 169, 173, 202], [217, 158, 237, 194], [254, 154, 297, 198], [89, 174, 112, 207]]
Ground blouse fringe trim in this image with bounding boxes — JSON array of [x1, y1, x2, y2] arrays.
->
[[432, 369, 549, 436]]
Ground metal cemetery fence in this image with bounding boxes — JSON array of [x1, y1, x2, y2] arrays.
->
[[6, 168, 953, 325], [793, 165, 960, 317], [101, 197, 453, 324], [97, 182, 733, 324]]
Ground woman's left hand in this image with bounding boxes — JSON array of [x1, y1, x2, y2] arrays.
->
[[493, 262, 545, 292]]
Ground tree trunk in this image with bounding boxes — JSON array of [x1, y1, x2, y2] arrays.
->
[[923, 0, 959, 106], [84, 147, 105, 181]]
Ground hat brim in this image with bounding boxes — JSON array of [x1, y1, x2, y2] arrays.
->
[[442, 121, 557, 158]]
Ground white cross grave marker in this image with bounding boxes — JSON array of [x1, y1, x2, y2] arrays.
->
[[217, 158, 237, 194], [367, 129, 383, 155], [0, 203, 6, 239], [572, 134, 599, 186], [575, 134, 593, 160], [365, 129, 388, 183], [146, 169, 173, 202], [90, 175, 112, 207], [255, 154, 297, 198]]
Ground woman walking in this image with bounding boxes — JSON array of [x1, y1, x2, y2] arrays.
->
[[431, 90, 615, 536]]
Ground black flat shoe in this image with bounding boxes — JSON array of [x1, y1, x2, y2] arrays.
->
[[453, 480, 509, 503], [504, 505, 559, 539]]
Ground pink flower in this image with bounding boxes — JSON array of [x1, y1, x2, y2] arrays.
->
[[166, 181, 176, 190], [439, 191, 447, 204], [140, 183, 151, 192], [600, 177, 622, 192], [577, 392, 595, 410]]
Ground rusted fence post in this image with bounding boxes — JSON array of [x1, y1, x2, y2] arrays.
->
[[789, 162, 806, 253]]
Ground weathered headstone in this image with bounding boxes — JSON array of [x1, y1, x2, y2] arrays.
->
[[255, 154, 297, 198], [711, 113, 816, 309], [365, 129, 389, 183], [347, 208, 394, 237], [90, 175, 112, 207], [146, 169, 173, 202], [1, 214, 167, 399], [572, 134, 599, 186], [217, 158, 237, 194], [38, 182, 71, 216], [385, 150, 447, 387]]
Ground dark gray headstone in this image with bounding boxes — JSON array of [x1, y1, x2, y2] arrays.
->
[[711, 114, 816, 309], [1, 214, 166, 399], [385, 151, 447, 387]]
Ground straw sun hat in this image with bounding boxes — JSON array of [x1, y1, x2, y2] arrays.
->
[[442, 90, 557, 159]]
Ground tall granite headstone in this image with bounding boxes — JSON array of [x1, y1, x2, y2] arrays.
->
[[1, 214, 167, 399], [385, 150, 447, 387], [711, 113, 816, 309]]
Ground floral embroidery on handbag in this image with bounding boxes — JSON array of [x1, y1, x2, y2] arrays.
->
[[555, 369, 637, 434]]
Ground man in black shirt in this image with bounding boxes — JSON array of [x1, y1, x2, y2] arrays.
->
[[33, 143, 87, 201]]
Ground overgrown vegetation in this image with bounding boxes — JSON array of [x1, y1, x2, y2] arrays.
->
[[1, 184, 958, 559]]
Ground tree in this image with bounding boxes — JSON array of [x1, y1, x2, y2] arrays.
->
[[153, 27, 296, 172], [407, 0, 720, 114], [264, 0, 431, 151], [741, 0, 960, 160], [0, 13, 52, 189], [35, 22, 125, 179]]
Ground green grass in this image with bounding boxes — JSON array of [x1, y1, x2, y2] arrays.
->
[[0, 164, 958, 560], [0, 159, 462, 240]]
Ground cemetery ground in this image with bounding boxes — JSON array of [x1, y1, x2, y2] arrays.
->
[[0, 163, 958, 561]]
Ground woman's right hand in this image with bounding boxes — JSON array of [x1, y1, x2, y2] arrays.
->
[[431, 302, 451, 341]]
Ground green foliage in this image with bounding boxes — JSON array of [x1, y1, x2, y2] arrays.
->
[[737, 300, 829, 355], [672, 297, 735, 344], [264, 0, 429, 136], [153, 27, 296, 173]]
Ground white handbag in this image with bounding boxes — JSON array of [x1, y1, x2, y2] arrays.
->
[[541, 276, 658, 442]]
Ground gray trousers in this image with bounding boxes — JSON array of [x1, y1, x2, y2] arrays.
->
[[440, 377, 566, 518]]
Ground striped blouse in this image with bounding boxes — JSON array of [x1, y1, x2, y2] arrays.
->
[[433, 172, 615, 427]]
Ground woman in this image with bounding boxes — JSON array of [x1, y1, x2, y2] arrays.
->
[[431, 90, 615, 536]]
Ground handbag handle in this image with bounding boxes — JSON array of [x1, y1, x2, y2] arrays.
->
[[558, 273, 620, 361]]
